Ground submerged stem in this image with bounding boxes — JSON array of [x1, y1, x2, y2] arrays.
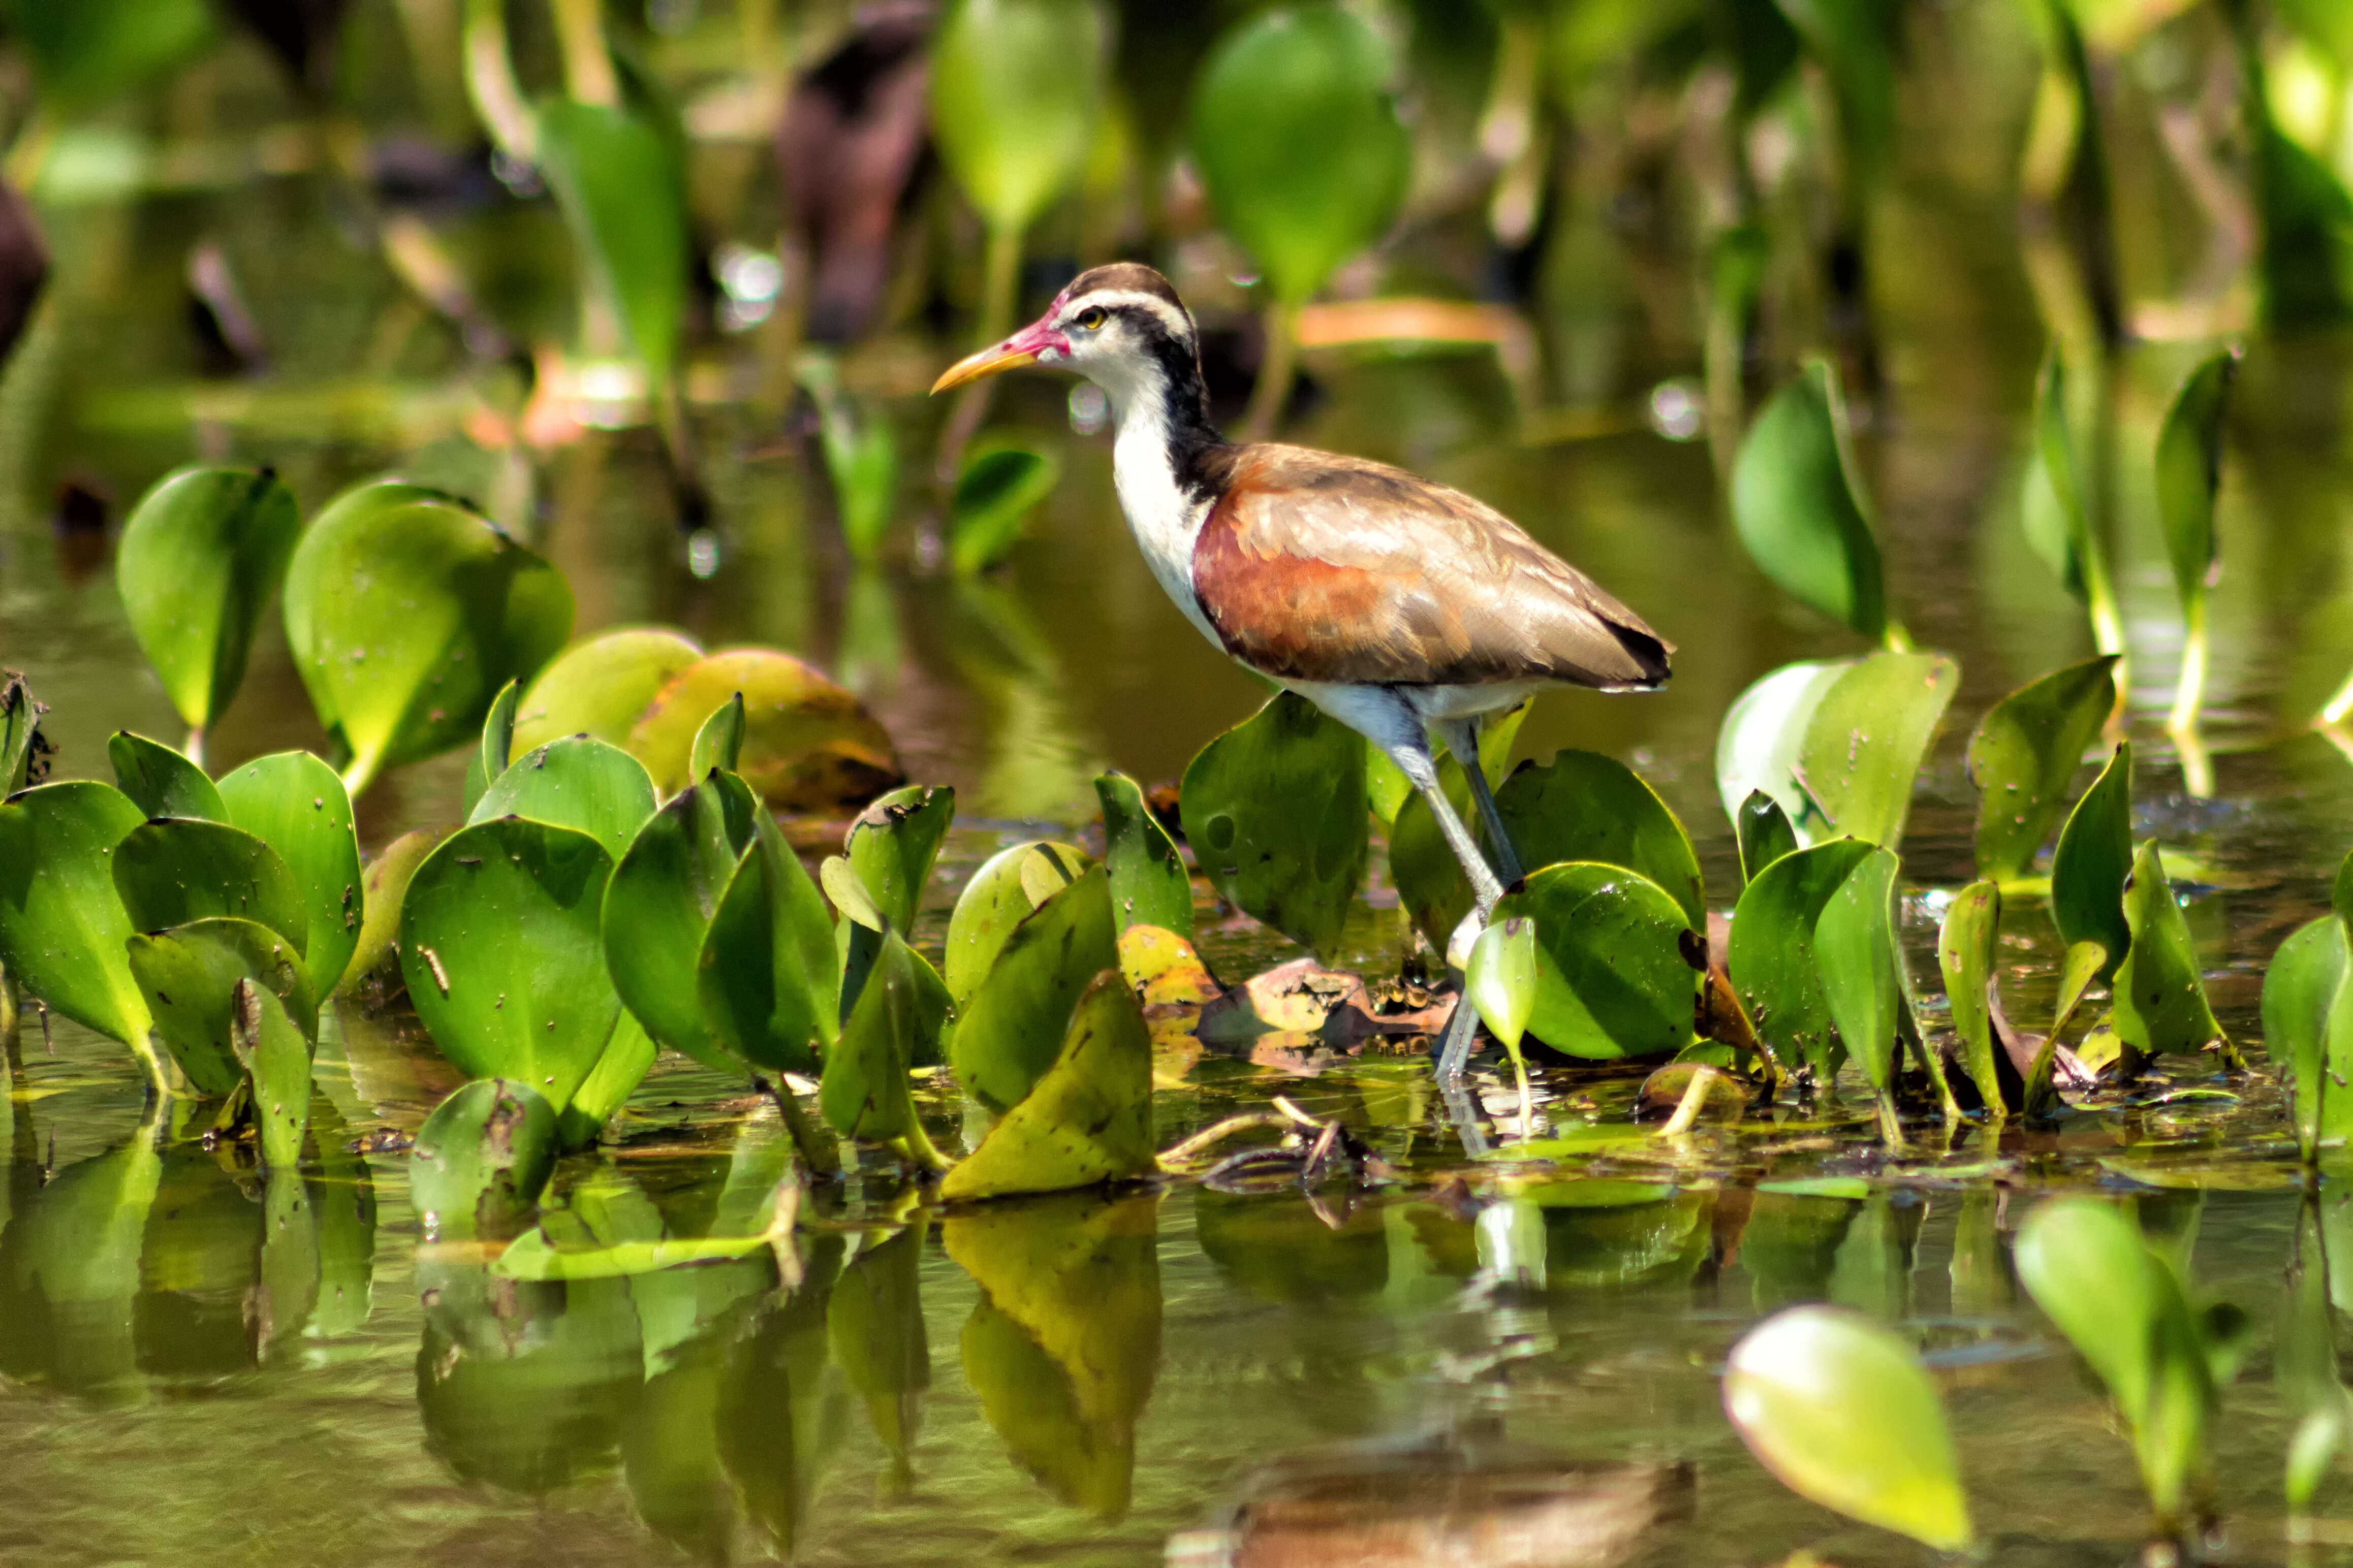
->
[[764, 1075, 840, 1175], [1241, 300, 1301, 444]]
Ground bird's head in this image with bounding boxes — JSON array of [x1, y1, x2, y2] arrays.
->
[[929, 262, 1202, 421]]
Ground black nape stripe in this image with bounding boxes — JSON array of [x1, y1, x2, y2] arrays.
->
[[1108, 303, 1227, 498]]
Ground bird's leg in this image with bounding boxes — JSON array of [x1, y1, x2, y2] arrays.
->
[[1388, 736, 1505, 917], [1436, 716, 1525, 889]]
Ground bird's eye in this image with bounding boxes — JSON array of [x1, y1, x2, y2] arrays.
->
[[1075, 307, 1107, 331]]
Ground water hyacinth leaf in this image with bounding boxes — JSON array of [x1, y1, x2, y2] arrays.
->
[[848, 784, 956, 936], [1093, 772, 1190, 939], [943, 971, 1154, 1200], [2, 671, 44, 793], [819, 928, 930, 1145], [690, 691, 746, 781], [513, 626, 703, 753], [1731, 362, 1890, 643], [2262, 915, 2352, 1162], [115, 465, 301, 734], [535, 98, 688, 382], [2029, 938, 2109, 1114], [1466, 917, 1538, 1053], [112, 818, 308, 958], [464, 680, 521, 813], [1723, 1306, 1974, 1553], [471, 735, 657, 861], [281, 479, 573, 793], [628, 649, 902, 811], [1728, 838, 1882, 1075], [949, 445, 1060, 576], [108, 731, 225, 821], [1494, 749, 1707, 929], [1491, 864, 1699, 1060], [700, 813, 843, 1076], [1716, 659, 1844, 838], [603, 772, 760, 1069], [339, 826, 450, 995], [1815, 848, 1903, 1097], [1737, 790, 1799, 887], [952, 866, 1118, 1112], [1937, 880, 2007, 1114], [216, 750, 364, 998], [930, 0, 1104, 235], [410, 1078, 559, 1240], [1798, 652, 1957, 849], [1180, 691, 1367, 963], [563, 1010, 659, 1148], [127, 917, 312, 1096], [1, 0, 217, 111], [399, 818, 620, 1114], [2052, 743, 2132, 981], [1967, 655, 2119, 883], [231, 979, 311, 1172], [2021, 348, 2091, 602], [945, 840, 1090, 1007], [2112, 842, 2226, 1060], [0, 783, 152, 1048], [1188, 4, 1409, 307]]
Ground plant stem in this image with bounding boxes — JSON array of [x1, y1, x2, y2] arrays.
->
[[764, 1075, 840, 1176], [2319, 664, 2353, 728], [2170, 599, 2208, 734], [461, 0, 537, 162], [1880, 620, 1915, 653], [183, 726, 205, 770], [1507, 1044, 1536, 1142], [935, 221, 1024, 489], [548, 0, 619, 108], [1241, 299, 1301, 444], [892, 1115, 952, 1173]]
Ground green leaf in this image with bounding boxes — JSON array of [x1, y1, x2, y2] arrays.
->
[[0, 0, 216, 112], [700, 812, 844, 1076], [951, 866, 1118, 1113], [399, 818, 620, 1114], [603, 771, 760, 1069], [339, 826, 451, 997], [108, 730, 225, 821], [949, 445, 1061, 576], [1, 671, 46, 794], [2154, 349, 2238, 620], [1495, 749, 1707, 928], [231, 978, 312, 1172], [1491, 863, 1699, 1060], [1093, 772, 1190, 941], [112, 817, 308, 957], [2112, 842, 2225, 1060], [2052, 742, 2132, 982], [126, 917, 312, 1096], [944, 840, 1090, 1007], [1729, 838, 1883, 1076], [1775, 0, 1901, 182], [690, 692, 746, 780], [282, 479, 573, 794], [1717, 658, 1845, 839], [0, 782, 151, 1047], [1723, 1305, 1974, 1553], [1937, 880, 2006, 1113], [848, 784, 956, 936], [2263, 915, 2352, 1163], [2338, 848, 2353, 926], [1815, 847, 1903, 1097], [1179, 691, 1367, 964], [115, 465, 299, 733], [626, 648, 901, 812], [1797, 652, 1957, 848], [1731, 361, 1890, 642], [472, 735, 657, 861], [1737, 790, 1799, 887], [477, 678, 521, 801], [1466, 916, 1537, 1053], [798, 358, 899, 562], [410, 1078, 560, 1240], [2021, 346, 2106, 610], [819, 929, 931, 1144], [1188, 4, 1410, 306], [1967, 655, 2118, 882], [535, 98, 689, 381], [942, 970, 1154, 1199], [216, 750, 364, 999], [514, 626, 704, 753], [930, 0, 1104, 235], [563, 1010, 658, 1148]]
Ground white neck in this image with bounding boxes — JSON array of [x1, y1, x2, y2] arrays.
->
[[1102, 366, 1222, 646]]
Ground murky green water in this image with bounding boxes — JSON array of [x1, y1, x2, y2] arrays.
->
[[11, 92, 2353, 1567]]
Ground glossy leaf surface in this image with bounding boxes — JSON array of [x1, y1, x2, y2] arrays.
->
[[411, 1078, 559, 1240], [1094, 772, 1190, 940], [1798, 652, 1957, 848], [2052, 742, 2132, 981], [127, 917, 312, 1096], [953, 867, 1118, 1112], [1967, 655, 2118, 882], [116, 466, 299, 731], [603, 771, 759, 1069], [112, 818, 308, 957], [2112, 843, 2225, 1059], [232, 979, 312, 1172], [536, 99, 688, 380], [217, 750, 364, 998], [1937, 881, 2006, 1113], [1180, 691, 1367, 963], [0, 783, 152, 1047], [108, 731, 225, 821], [945, 841, 1090, 1008], [2264, 915, 2352, 1161], [930, 0, 1104, 234], [1491, 864, 1698, 1060], [513, 626, 703, 753], [1815, 847, 1904, 1094], [1466, 916, 1538, 1053], [340, 826, 449, 996], [1737, 790, 1799, 887], [819, 929, 930, 1143], [1731, 362, 1888, 641], [1495, 749, 1707, 928], [699, 812, 842, 1075], [1729, 839, 1881, 1075], [1716, 659, 1844, 838], [846, 784, 955, 936], [628, 649, 901, 810], [472, 735, 657, 861], [943, 971, 1154, 1199]]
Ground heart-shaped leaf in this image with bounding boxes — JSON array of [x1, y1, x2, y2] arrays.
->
[[514, 626, 704, 753], [108, 730, 226, 821], [2052, 742, 2132, 981], [536, 97, 688, 382], [112, 818, 308, 959], [216, 750, 363, 998], [628, 648, 902, 810], [1491, 863, 1698, 1060], [1724, 1305, 1974, 1553], [232, 978, 312, 1172], [1717, 659, 1845, 838], [1188, 3, 1409, 306], [944, 840, 1089, 1006], [952, 865, 1117, 1112], [2113, 842, 2226, 1060], [399, 817, 619, 1114], [818, 927, 936, 1148], [115, 465, 299, 735], [1495, 749, 1706, 928], [2264, 914, 2352, 1163], [848, 784, 956, 936], [1736, 789, 1799, 887], [339, 826, 451, 997], [1731, 361, 1893, 643], [948, 445, 1062, 575], [603, 770, 760, 1069], [1729, 838, 1883, 1076], [699, 811, 844, 1076], [930, 0, 1104, 236], [410, 1078, 559, 1241], [942, 970, 1154, 1200], [1466, 916, 1537, 1053], [1967, 654, 2118, 883], [281, 479, 573, 793], [1797, 652, 1957, 848], [1937, 880, 2007, 1114], [0, 782, 151, 1049], [472, 735, 657, 861], [127, 917, 313, 1096], [1815, 846, 1905, 1104], [1180, 691, 1367, 964]]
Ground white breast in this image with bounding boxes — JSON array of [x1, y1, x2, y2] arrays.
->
[[1110, 399, 1223, 648]]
